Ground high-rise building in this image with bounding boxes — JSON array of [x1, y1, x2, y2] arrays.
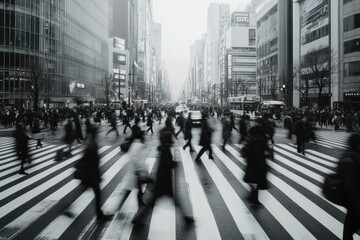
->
[[0, 0, 109, 108], [206, 3, 230, 87], [223, 11, 257, 101], [256, 0, 293, 106], [109, 0, 138, 104]]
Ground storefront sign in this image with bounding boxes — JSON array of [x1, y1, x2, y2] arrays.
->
[[113, 52, 126, 65], [344, 92, 360, 97], [77, 83, 85, 89]]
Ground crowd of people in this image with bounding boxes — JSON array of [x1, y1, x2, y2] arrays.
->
[[1, 103, 360, 238]]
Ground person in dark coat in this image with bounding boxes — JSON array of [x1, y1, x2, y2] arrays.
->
[[338, 133, 360, 240], [64, 118, 74, 155], [131, 116, 141, 137], [294, 115, 307, 155], [222, 114, 232, 150], [195, 115, 214, 162], [106, 110, 119, 138], [74, 115, 84, 143], [175, 112, 185, 138], [132, 117, 194, 226], [122, 111, 132, 134], [230, 112, 238, 132], [14, 122, 31, 174], [146, 115, 154, 134], [239, 115, 248, 144], [242, 124, 270, 207], [183, 113, 194, 152], [32, 115, 43, 149], [75, 126, 112, 221]]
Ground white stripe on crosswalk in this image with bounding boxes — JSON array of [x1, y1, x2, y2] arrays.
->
[[226, 145, 346, 238], [180, 148, 221, 240], [35, 148, 127, 240], [0, 142, 38, 157], [81, 157, 157, 240], [316, 135, 347, 146], [215, 145, 317, 239], [274, 147, 334, 174], [304, 149, 338, 162], [0, 147, 87, 201], [277, 144, 337, 168], [314, 138, 346, 149], [0, 145, 65, 177], [148, 198, 176, 240], [198, 145, 269, 239]]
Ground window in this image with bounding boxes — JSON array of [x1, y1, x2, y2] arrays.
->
[[344, 61, 360, 76], [344, 0, 353, 4], [344, 14, 360, 32], [344, 38, 360, 54]]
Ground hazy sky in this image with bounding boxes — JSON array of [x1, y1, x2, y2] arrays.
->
[[153, 0, 251, 100]]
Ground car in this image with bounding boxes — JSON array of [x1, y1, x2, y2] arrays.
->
[[188, 110, 202, 126], [175, 106, 188, 116]]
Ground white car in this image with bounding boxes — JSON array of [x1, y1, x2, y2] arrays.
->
[[188, 110, 202, 126], [175, 106, 188, 115]]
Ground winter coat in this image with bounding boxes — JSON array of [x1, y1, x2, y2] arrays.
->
[[122, 140, 148, 191], [184, 118, 192, 140], [222, 117, 231, 139], [155, 127, 176, 197], [242, 125, 269, 189], [64, 121, 74, 144], [199, 120, 213, 148], [338, 149, 360, 218], [80, 141, 101, 186]]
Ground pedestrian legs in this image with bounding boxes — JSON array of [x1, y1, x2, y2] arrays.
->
[[183, 139, 194, 152]]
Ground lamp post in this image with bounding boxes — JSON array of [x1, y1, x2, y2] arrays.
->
[[280, 83, 286, 103]]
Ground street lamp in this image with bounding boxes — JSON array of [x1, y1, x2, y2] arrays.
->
[[280, 83, 286, 102]]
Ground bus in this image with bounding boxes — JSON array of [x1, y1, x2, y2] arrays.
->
[[228, 95, 260, 118], [257, 100, 286, 119]]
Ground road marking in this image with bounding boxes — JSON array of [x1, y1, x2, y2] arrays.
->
[[180, 148, 221, 240]]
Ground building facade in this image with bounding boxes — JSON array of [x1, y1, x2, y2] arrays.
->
[[256, 0, 293, 106], [0, 0, 109, 109], [224, 11, 257, 104]]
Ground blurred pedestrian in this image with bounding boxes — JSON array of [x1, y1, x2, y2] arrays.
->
[[183, 113, 194, 152], [106, 110, 119, 138], [132, 118, 194, 226], [122, 111, 132, 134], [32, 114, 43, 149], [222, 114, 231, 150], [294, 115, 307, 155], [146, 115, 154, 134], [241, 124, 270, 207], [175, 112, 185, 138], [14, 122, 31, 174], [339, 133, 360, 240], [74, 126, 112, 221], [64, 118, 74, 156], [195, 114, 214, 162], [74, 115, 84, 143], [239, 115, 248, 144]]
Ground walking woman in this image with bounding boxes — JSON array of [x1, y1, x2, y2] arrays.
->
[[32, 114, 43, 149], [14, 122, 31, 174], [242, 124, 270, 207], [146, 115, 154, 134], [183, 113, 194, 152], [195, 114, 214, 162], [132, 117, 194, 226]]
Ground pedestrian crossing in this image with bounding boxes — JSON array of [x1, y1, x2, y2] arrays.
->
[[0, 132, 359, 240]]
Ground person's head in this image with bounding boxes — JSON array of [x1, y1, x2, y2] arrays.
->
[[349, 133, 360, 151]]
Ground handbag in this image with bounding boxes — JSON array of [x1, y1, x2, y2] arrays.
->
[[322, 173, 345, 206]]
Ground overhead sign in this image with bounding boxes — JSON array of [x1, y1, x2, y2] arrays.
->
[[69, 81, 76, 93], [232, 12, 250, 26], [113, 53, 126, 65]]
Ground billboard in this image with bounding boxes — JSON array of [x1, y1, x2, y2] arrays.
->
[[113, 52, 126, 65], [231, 12, 250, 26]]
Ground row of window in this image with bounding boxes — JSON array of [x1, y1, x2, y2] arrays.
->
[[344, 38, 360, 54], [301, 25, 329, 46], [344, 61, 360, 77], [344, 13, 360, 32], [344, 0, 354, 4], [257, 38, 278, 59]]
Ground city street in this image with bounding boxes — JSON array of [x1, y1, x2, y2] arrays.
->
[[0, 118, 357, 240]]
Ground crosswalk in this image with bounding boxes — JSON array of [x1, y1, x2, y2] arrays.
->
[[0, 131, 359, 240]]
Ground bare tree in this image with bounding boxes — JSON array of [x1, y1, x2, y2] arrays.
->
[[269, 75, 278, 100], [293, 65, 310, 106], [102, 74, 113, 107], [257, 77, 265, 101], [300, 47, 339, 108], [27, 59, 46, 112]]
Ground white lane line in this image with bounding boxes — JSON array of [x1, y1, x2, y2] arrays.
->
[[81, 157, 156, 240], [314, 138, 346, 149], [304, 149, 338, 162], [35, 148, 128, 240], [316, 136, 347, 146], [277, 144, 337, 168], [199, 145, 269, 239], [0, 148, 119, 239], [0, 145, 65, 176], [180, 148, 221, 240], [274, 147, 334, 174], [226, 145, 346, 213], [227, 147, 347, 239], [0, 142, 38, 157], [148, 198, 176, 240], [0, 147, 86, 199]]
